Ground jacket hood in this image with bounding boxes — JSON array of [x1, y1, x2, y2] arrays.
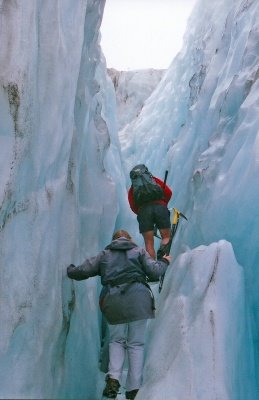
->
[[105, 237, 138, 251]]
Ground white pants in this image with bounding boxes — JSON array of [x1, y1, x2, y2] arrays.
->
[[108, 319, 147, 391]]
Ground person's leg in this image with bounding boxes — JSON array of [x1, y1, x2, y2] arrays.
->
[[154, 205, 172, 257], [100, 317, 110, 373], [159, 227, 171, 245], [125, 319, 148, 393], [107, 323, 127, 382], [137, 205, 156, 258], [142, 230, 156, 259], [157, 227, 172, 259], [103, 323, 127, 397]]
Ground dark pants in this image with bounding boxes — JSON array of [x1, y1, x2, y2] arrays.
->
[[137, 203, 170, 233]]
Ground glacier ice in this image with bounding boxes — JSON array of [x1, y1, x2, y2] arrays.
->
[[140, 240, 250, 400], [0, 1, 129, 399], [108, 68, 165, 131], [0, 0, 258, 399], [119, 0, 259, 398]]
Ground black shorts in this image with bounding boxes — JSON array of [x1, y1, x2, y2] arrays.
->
[[137, 203, 171, 233]]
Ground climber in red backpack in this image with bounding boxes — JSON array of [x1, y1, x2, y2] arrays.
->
[[128, 164, 172, 260]]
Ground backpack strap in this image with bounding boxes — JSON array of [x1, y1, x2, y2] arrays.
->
[[105, 275, 146, 287], [104, 276, 155, 310]]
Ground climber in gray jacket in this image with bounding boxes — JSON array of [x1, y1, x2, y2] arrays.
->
[[67, 229, 171, 400]]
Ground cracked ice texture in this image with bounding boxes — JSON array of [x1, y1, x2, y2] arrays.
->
[[120, 0, 259, 397], [140, 241, 249, 400], [0, 1, 131, 398], [108, 68, 165, 131], [0, 0, 258, 398]]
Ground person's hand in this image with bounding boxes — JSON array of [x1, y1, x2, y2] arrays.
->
[[163, 255, 172, 263]]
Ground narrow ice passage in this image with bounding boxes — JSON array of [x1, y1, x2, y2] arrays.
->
[[0, 0, 258, 399]]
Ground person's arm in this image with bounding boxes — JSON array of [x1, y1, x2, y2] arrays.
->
[[67, 252, 103, 281], [154, 176, 172, 204], [128, 186, 138, 214], [140, 248, 171, 281]]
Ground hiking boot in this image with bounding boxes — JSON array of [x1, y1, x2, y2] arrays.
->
[[102, 376, 120, 398], [157, 242, 170, 259], [125, 389, 139, 399]]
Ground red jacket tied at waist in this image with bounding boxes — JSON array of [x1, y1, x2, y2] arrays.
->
[[128, 176, 172, 214]]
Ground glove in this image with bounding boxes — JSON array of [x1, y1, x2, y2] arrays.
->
[[67, 264, 76, 278]]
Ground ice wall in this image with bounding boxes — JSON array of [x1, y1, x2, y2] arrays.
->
[[0, 1, 132, 399], [108, 68, 165, 131], [120, 0, 259, 397], [0, 0, 258, 398], [140, 241, 250, 400]]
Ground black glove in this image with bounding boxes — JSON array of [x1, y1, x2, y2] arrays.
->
[[67, 264, 76, 278]]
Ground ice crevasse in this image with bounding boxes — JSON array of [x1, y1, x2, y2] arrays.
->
[[0, 0, 258, 399]]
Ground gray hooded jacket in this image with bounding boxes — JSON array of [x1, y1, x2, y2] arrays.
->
[[67, 237, 169, 324]]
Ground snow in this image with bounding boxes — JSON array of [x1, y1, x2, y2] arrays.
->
[[0, 0, 258, 399]]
